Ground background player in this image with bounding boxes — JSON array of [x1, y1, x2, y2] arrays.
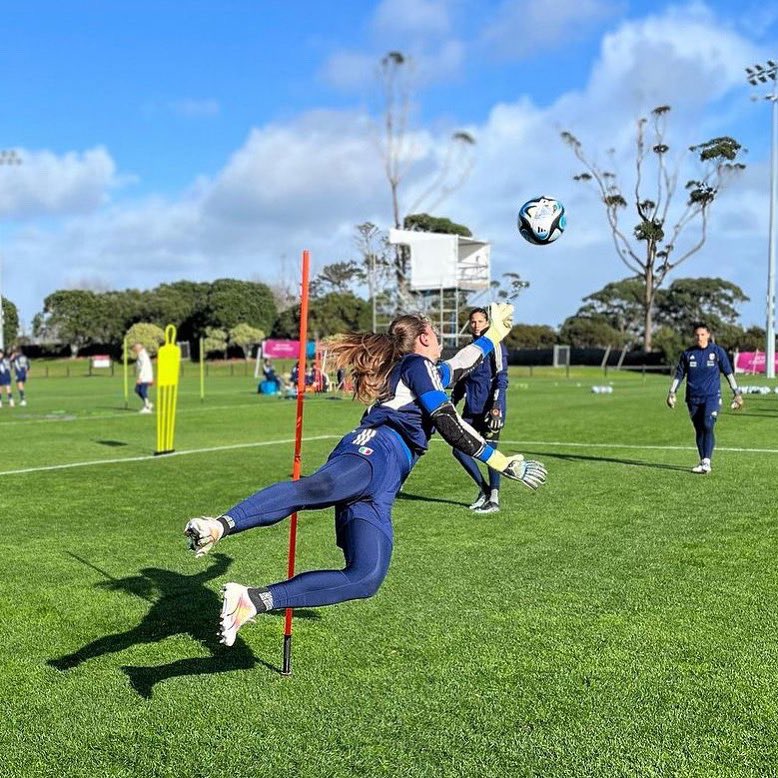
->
[[10, 347, 30, 406], [451, 307, 509, 514], [666, 321, 743, 474], [183, 304, 547, 646], [131, 342, 154, 413], [0, 349, 13, 408]]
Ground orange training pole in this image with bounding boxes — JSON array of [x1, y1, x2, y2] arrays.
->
[[282, 248, 310, 676]]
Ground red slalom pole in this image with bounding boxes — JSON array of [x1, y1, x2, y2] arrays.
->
[[282, 248, 310, 676]]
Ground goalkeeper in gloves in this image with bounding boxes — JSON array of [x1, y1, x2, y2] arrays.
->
[[449, 307, 511, 514], [666, 321, 743, 474]]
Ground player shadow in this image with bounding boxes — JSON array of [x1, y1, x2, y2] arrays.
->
[[47, 553, 281, 699], [95, 439, 129, 447], [396, 491, 468, 507], [520, 449, 690, 472]]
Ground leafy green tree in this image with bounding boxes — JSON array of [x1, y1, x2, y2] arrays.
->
[[654, 277, 748, 334], [505, 324, 558, 349], [229, 323, 265, 359], [562, 105, 746, 350], [125, 323, 166, 356], [203, 327, 228, 357], [652, 325, 685, 366], [273, 292, 371, 338], [732, 325, 766, 352], [40, 290, 106, 356], [207, 279, 277, 334], [403, 213, 472, 237], [146, 281, 211, 340], [311, 261, 365, 297], [577, 278, 645, 342], [559, 315, 627, 348], [2, 297, 19, 348]]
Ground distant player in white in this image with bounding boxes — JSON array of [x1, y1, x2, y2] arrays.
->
[[132, 342, 154, 413], [10, 347, 30, 406], [0, 349, 13, 407]]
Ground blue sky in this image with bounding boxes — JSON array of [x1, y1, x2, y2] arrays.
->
[[2, 0, 778, 332]]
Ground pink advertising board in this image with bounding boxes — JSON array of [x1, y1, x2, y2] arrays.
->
[[262, 339, 301, 359], [734, 351, 778, 374]]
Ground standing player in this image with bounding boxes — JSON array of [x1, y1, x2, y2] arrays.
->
[[10, 347, 30, 406], [666, 322, 743, 474], [183, 304, 547, 646], [450, 307, 509, 514], [0, 349, 13, 407], [132, 342, 154, 413]]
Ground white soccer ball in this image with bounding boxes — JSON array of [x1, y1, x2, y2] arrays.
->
[[517, 196, 566, 245]]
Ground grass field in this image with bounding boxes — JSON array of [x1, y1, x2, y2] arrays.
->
[[1, 365, 777, 777]]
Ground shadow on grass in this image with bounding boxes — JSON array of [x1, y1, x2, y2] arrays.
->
[[95, 439, 128, 447], [47, 553, 281, 699], [521, 449, 691, 472], [396, 491, 467, 507]]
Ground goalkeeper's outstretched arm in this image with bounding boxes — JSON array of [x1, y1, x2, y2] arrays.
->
[[427, 401, 547, 490]]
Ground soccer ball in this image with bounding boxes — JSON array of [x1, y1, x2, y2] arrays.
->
[[517, 196, 566, 245]]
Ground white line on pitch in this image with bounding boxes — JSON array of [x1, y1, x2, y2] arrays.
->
[[0, 435, 340, 477]]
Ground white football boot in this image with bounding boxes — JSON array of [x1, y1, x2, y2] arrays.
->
[[219, 583, 257, 646], [691, 459, 712, 474], [468, 492, 489, 510], [184, 517, 224, 557]]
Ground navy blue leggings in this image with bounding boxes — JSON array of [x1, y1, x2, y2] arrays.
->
[[135, 383, 149, 401], [225, 455, 393, 609], [689, 402, 716, 459]]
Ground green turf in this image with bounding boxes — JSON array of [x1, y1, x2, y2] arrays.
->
[[1, 366, 776, 777]]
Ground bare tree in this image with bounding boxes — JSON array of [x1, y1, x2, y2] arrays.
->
[[377, 51, 476, 230], [561, 106, 745, 351]]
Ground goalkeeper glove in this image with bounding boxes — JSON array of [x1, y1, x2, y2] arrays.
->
[[730, 393, 744, 411], [484, 407, 504, 434], [484, 449, 547, 490], [666, 392, 676, 409], [484, 303, 514, 348]]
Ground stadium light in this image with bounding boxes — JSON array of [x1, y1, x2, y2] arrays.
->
[[0, 149, 23, 353], [746, 60, 778, 379]]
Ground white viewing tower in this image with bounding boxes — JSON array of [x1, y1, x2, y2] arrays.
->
[[387, 229, 491, 348]]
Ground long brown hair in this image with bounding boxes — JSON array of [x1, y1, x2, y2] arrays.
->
[[327, 314, 429, 404]]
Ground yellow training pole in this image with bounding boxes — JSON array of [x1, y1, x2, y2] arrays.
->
[[123, 338, 129, 410], [155, 325, 182, 455], [199, 336, 205, 402]]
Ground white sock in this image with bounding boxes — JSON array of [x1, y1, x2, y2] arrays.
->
[[490, 489, 500, 504]]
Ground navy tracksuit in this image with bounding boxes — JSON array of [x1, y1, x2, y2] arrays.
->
[[673, 343, 734, 461]]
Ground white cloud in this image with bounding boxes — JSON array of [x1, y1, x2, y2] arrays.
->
[[3, 2, 774, 334], [372, 0, 453, 38], [0, 147, 119, 219], [320, 51, 378, 91], [480, 0, 621, 59]]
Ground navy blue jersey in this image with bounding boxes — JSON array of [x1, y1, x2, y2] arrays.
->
[[11, 354, 29, 376], [357, 335, 494, 455], [451, 342, 508, 417], [673, 343, 734, 402]]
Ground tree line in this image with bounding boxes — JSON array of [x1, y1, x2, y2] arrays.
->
[[3, 269, 762, 366]]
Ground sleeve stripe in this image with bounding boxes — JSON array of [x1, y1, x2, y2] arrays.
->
[[437, 362, 452, 388], [419, 389, 449, 413], [475, 444, 495, 463]]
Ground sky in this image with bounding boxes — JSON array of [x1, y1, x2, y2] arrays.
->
[[2, 0, 777, 333]]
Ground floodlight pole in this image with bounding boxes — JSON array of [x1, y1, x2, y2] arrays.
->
[[0, 150, 23, 352], [746, 61, 778, 379]]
